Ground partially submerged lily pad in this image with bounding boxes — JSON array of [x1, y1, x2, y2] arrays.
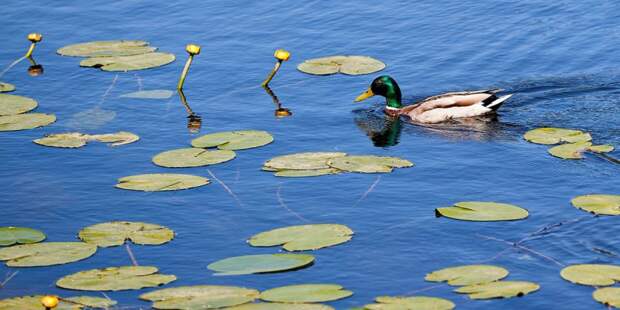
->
[[264, 152, 348, 170], [523, 127, 592, 145], [56, 266, 176, 291], [228, 303, 334, 310], [425, 265, 509, 286], [140, 285, 260, 309], [548, 141, 614, 159], [207, 254, 315, 275], [57, 40, 157, 57], [34, 131, 139, 148], [571, 194, 620, 215], [0, 82, 15, 93], [67, 106, 115, 130], [120, 89, 174, 99], [0, 295, 117, 310], [79, 221, 174, 247], [80, 52, 175, 72], [297, 56, 385, 76], [116, 174, 210, 192], [153, 148, 236, 168], [560, 264, 620, 286], [248, 224, 354, 251], [0, 227, 45, 246], [327, 155, 413, 173], [259, 284, 353, 303], [0, 113, 55, 131], [454, 281, 540, 299], [191, 130, 273, 150], [0, 242, 96, 267], [435, 201, 528, 222], [364, 296, 455, 310], [593, 287, 620, 308], [0, 94, 37, 115]]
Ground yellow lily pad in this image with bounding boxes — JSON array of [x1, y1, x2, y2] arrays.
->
[[115, 173, 210, 192], [0, 227, 45, 246], [0, 94, 37, 115], [0, 295, 116, 310], [140, 285, 260, 309], [548, 141, 614, 159], [0, 82, 15, 93], [435, 201, 528, 222], [274, 168, 341, 177], [571, 194, 620, 215], [191, 130, 274, 150], [79, 221, 174, 248], [327, 155, 413, 173], [89, 131, 140, 146], [0, 113, 55, 131], [208, 254, 314, 275], [228, 304, 334, 310], [455, 281, 540, 299], [260, 284, 353, 303], [153, 148, 236, 168], [593, 287, 620, 308], [560, 264, 620, 286], [80, 52, 175, 72], [120, 89, 174, 99], [56, 266, 176, 291], [425, 265, 509, 286], [34, 131, 139, 148], [264, 152, 348, 170], [523, 127, 592, 145], [57, 40, 156, 57], [0, 242, 96, 267], [249, 224, 353, 251], [364, 296, 455, 310], [297, 56, 385, 76]]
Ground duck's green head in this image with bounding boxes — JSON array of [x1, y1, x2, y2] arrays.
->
[[355, 75, 402, 109]]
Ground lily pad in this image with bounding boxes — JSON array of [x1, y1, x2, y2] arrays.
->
[[207, 254, 315, 275], [435, 201, 528, 222], [34, 131, 139, 148], [425, 265, 509, 286], [560, 264, 620, 286], [571, 194, 620, 215], [339, 56, 387, 75], [0, 94, 37, 116], [63, 296, 117, 309], [80, 52, 176, 72], [56, 266, 176, 291], [0, 295, 116, 310], [89, 131, 140, 146], [0, 242, 96, 267], [0, 227, 45, 246], [121, 89, 174, 99], [260, 284, 353, 303], [228, 304, 334, 310], [455, 281, 540, 299], [0, 113, 55, 131], [593, 287, 620, 308], [140, 285, 260, 309], [297, 56, 385, 76], [274, 169, 341, 178], [153, 148, 236, 168], [249, 224, 353, 251], [364, 296, 455, 310], [191, 130, 273, 150], [523, 127, 592, 145], [548, 141, 614, 159], [57, 40, 156, 57], [0, 82, 15, 93], [116, 173, 210, 192], [327, 155, 413, 173], [264, 152, 348, 170], [79, 221, 174, 247]]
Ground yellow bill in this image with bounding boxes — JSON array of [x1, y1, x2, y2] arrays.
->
[[355, 88, 375, 102]]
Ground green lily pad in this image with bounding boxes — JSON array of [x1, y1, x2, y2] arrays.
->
[[548, 141, 614, 159], [435, 201, 528, 222], [297, 56, 385, 76], [57, 40, 156, 57], [0, 227, 45, 247], [0, 82, 15, 93], [593, 287, 620, 308], [191, 130, 274, 150], [425, 265, 509, 286], [260, 284, 353, 303], [364, 296, 455, 310], [79, 221, 174, 248], [89, 131, 140, 146], [0, 94, 37, 116], [264, 152, 348, 170], [0, 113, 55, 131], [228, 304, 334, 310], [327, 155, 413, 173], [63, 296, 117, 309], [116, 173, 210, 192], [560, 264, 620, 286], [140, 285, 260, 309], [339, 56, 387, 76], [523, 127, 592, 145], [0, 242, 96, 267], [56, 266, 176, 291], [153, 148, 236, 168], [208, 254, 315, 275], [34, 133, 88, 148], [455, 281, 540, 299], [121, 89, 174, 99], [249, 224, 354, 251], [80, 52, 176, 72], [0, 295, 116, 310], [274, 169, 341, 178], [571, 194, 620, 215]]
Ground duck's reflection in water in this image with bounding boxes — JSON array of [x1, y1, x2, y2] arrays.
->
[[178, 90, 202, 133]]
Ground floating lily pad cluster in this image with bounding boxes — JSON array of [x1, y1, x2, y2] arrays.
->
[[34, 131, 139, 148], [523, 127, 614, 160], [561, 264, 620, 308], [57, 40, 175, 72], [0, 94, 55, 132], [297, 56, 385, 76], [571, 194, 620, 216], [0, 295, 117, 309], [435, 201, 529, 222]]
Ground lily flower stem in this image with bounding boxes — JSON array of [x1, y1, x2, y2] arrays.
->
[[24, 43, 36, 58], [177, 54, 194, 90], [261, 60, 282, 87]]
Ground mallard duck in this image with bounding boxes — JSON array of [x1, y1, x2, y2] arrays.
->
[[355, 76, 512, 124]]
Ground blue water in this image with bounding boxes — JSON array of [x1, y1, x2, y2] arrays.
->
[[1, 1, 619, 309]]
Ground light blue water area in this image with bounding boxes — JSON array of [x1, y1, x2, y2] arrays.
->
[[1, 0, 619, 309]]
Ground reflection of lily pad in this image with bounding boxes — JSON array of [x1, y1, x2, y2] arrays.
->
[[0, 113, 56, 132], [191, 130, 274, 150], [297, 56, 385, 76], [120, 89, 174, 99], [116, 174, 210, 192], [56, 266, 176, 291], [80, 52, 176, 72], [548, 141, 614, 159], [593, 287, 620, 308], [260, 284, 353, 303], [153, 148, 236, 168], [0, 94, 37, 116], [264, 152, 347, 170], [140, 285, 260, 309], [560, 264, 620, 286], [57, 40, 156, 57], [0, 295, 117, 310], [571, 194, 620, 215], [327, 155, 413, 173], [0, 227, 46, 246], [0, 242, 96, 267], [274, 169, 341, 178], [228, 304, 334, 310], [435, 201, 528, 222], [523, 127, 592, 145], [208, 254, 314, 275], [455, 281, 540, 299], [0, 82, 15, 93], [249, 224, 353, 251], [34, 132, 139, 148], [425, 265, 509, 286], [79, 221, 174, 248], [364, 296, 455, 310]]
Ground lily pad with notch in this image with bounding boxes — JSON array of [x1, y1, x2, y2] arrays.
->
[[115, 173, 210, 192], [560, 264, 620, 286], [80, 52, 175, 72], [523, 127, 592, 145], [548, 141, 614, 160], [327, 155, 413, 173], [191, 130, 274, 150], [0, 227, 45, 246], [248, 224, 353, 251], [207, 254, 315, 275], [425, 264, 509, 286], [264, 152, 347, 170], [435, 201, 528, 222], [259, 284, 353, 303], [78, 221, 174, 248], [56, 266, 176, 291], [34, 131, 139, 148], [57, 40, 157, 57], [0, 295, 117, 310], [0, 113, 55, 132], [153, 148, 236, 168], [139, 285, 260, 309], [363, 296, 455, 310], [454, 281, 540, 299], [0, 242, 96, 267], [593, 287, 620, 308], [571, 194, 620, 216], [297, 56, 385, 76], [0, 94, 37, 116]]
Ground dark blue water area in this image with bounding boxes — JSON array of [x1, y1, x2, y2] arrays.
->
[[1, 0, 619, 309]]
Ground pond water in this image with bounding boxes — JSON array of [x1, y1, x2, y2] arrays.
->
[[1, 0, 619, 309]]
